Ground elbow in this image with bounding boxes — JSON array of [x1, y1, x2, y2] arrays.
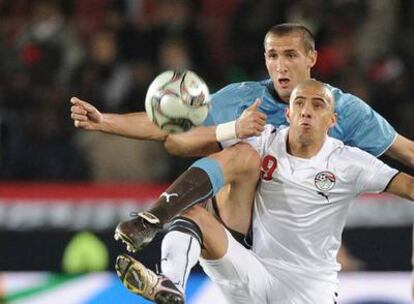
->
[[164, 136, 194, 156], [164, 137, 182, 156]]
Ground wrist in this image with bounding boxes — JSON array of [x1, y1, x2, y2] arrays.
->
[[98, 113, 111, 132], [215, 120, 237, 142]]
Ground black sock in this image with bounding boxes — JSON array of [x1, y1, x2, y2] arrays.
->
[[148, 167, 213, 225]]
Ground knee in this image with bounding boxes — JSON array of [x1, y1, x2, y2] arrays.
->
[[213, 143, 261, 176], [235, 143, 261, 178]]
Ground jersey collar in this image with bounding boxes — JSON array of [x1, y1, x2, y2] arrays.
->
[[262, 79, 286, 105]]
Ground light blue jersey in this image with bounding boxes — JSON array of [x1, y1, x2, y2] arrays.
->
[[204, 79, 396, 157]]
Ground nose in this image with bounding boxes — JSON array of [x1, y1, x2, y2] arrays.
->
[[276, 57, 288, 73], [300, 102, 312, 118]]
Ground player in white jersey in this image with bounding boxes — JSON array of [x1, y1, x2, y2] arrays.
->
[[115, 79, 414, 303], [71, 24, 414, 302]]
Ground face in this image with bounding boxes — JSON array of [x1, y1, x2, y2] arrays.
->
[[286, 83, 336, 146], [264, 33, 317, 103]]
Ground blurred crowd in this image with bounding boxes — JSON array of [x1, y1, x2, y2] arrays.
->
[[0, 0, 413, 182]]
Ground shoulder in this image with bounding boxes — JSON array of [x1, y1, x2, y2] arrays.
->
[[325, 83, 371, 113], [333, 143, 378, 167], [326, 84, 389, 136]]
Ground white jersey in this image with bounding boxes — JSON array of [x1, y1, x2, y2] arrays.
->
[[242, 125, 398, 283]]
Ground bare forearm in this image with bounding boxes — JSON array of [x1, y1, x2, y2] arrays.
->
[[100, 112, 167, 141], [164, 126, 221, 157], [385, 134, 414, 168], [386, 172, 414, 201]]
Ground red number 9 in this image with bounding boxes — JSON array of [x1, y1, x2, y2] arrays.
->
[[261, 155, 277, 181]]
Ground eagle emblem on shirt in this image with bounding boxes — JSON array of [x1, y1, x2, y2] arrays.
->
[[314, 171, 336, 191]]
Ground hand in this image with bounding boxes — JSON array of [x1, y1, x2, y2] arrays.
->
[[236, 98, 267, 139], [70, 97, 103, 131]]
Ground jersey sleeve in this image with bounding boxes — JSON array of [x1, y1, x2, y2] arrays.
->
[[202, 83, 243, 127], [348, 147, 399, 194], [335, 92, 397, 156], [202, 100, 217, 126]]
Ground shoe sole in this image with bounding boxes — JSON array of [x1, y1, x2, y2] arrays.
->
[[116, 254, 185, 304], [116, 255, 153, 298]]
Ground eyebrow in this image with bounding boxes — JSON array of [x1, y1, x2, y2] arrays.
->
[[294, 96, 330, 105]]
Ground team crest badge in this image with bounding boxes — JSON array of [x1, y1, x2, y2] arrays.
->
[[314, 171, 336, 191]]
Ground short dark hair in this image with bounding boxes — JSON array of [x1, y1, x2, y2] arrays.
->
[[264, 23, 315, 53]]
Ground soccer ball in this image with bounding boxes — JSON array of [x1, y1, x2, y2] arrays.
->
[[145, 70, 210, 133]]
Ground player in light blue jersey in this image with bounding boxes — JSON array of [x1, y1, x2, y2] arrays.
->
[[70, 24, 414, 302], [70, 24, 412, 164], [70, 25, 412, 163]]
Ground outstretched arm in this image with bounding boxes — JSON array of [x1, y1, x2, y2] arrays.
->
[[164, 125, 221, 156], [71, 97, 266, 156], [385, 172, 414, 201], [385, 134, 414, 168], [70, 97, 168, 141]]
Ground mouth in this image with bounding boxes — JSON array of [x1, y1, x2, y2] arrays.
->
[[277, 78, 290, 88], [300, 122, 312, 129]]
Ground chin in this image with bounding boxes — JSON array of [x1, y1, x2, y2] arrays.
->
[[277, 88, 291, 101], [298, 134, 314, 146]]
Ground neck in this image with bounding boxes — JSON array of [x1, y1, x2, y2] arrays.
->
[[280, 95, 289, 103], [286, 133, 325, 159]]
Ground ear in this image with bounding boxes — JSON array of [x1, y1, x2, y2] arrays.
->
[[308, 50, 318, 68], [285, 107, 291, 123], [264, 51, 270, 68], [328, 113, 337, 129]]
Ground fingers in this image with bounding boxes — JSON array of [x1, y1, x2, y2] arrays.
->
[[71, 104, 87, 115], [251, 122, 265, 135], [70, 97, 96, 113], [74, 120, 89, 129], [71, 101, 89, 129], [236, 119, 266, 138], [70, 97, 83, 105], [248, 110, 266, 126], [256, 112, 267, 124], [246, 99, 267, 124], [71, 112, 88, 121], [251, 98, 261, 109], [247, 98, 261, 111]]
